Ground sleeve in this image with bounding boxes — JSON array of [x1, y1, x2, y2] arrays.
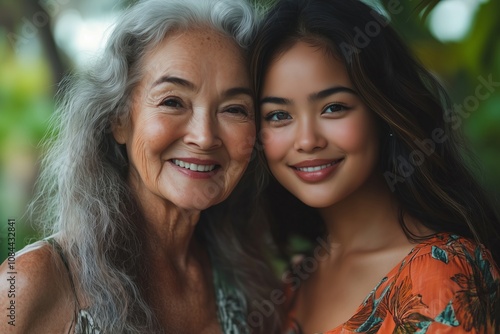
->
[[382, 241, 500, 333]]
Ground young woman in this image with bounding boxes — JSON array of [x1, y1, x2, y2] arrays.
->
[[251, 0, 500, 333], [0, 0, 281, 333]]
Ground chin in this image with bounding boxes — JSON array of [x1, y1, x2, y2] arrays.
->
[[300, 198, 335, 209], [294, 191, 344, 209], [176, 200, 215, 212], [175, 195, 225, 212]]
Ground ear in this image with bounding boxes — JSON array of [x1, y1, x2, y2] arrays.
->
[[111, 115, 128, 145]]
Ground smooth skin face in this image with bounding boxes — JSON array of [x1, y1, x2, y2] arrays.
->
[[260, 41, 380, 208], [113, 29, 255, 212]]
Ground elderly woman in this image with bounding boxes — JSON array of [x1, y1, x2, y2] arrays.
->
[[0, 0, 281, 333]]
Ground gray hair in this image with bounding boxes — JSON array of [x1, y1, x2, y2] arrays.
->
[[31, 0, 280, 332]]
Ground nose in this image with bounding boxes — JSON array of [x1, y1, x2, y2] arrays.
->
[[294, 118, 327, 153], [183, 108, 222, 150]]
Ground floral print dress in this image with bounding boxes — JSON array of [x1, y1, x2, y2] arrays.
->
[[286, 233, 500, 333]]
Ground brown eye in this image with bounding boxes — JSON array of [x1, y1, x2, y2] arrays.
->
[[264, 111, 292, 122], [322, 103, 349, 114], [225, 106, 248, 116], [160, 98, 183, 108]]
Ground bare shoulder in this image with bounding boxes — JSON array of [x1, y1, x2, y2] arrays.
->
[[0, 241, 75, 333]]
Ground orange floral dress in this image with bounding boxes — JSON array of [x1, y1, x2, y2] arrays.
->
[[285, 233, 500, 333]]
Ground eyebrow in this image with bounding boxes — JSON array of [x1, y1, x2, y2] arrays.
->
[[152, 76, 195, 90], [260, 86, 357, 105], [223, 87, 253, 99], [310, 86, 357, 101], [260, 96, 293, 105], [152, 75, 252, 99]]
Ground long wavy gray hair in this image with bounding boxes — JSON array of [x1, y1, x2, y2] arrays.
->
[[30, 0, 281, 332]]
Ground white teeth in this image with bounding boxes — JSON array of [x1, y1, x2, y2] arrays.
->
[[296, 162, 335, 172], [172, 159, 216, 172]]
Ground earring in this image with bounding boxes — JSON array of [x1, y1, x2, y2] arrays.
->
[[388, 126, 395, 137]]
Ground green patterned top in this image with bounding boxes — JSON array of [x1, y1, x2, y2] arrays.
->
[[47, 238, 249, 334]]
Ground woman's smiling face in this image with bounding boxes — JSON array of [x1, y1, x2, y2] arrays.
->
[[260, 41, 380, 208], [113, 29, 255, 211]]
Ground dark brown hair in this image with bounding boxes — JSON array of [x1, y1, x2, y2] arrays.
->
[[250, 0, 500, 267]]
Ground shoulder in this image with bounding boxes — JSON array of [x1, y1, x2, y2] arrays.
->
[[398, 233, 499, 288], [0, 240, 75, 333], [405, 233, 499, 279], [387, 233, 499, 332]]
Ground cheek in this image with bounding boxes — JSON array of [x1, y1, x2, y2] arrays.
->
[[126, 117, 178, 181], [127, 136, 154, 180], [260, 127, 288, 164], [223, 122, 256, 162], [334, 128, 365, 151], [135, 117, 177, 153], [331, 116, 378, 153]]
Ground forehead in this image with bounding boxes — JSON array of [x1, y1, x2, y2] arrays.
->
[[141, 28, 246, 74], [165, 28, 239, 52], [264, 41, 351, 92]]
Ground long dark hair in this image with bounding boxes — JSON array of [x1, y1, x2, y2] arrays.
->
[[250, 0, 500, 266]]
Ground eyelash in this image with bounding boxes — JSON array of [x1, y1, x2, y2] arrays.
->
[[160, 97, 183, 108], [263, 103, 350, 123], [159, 98, 250, 119], [322, 103, 350, 114], [264, 111, 291, 122], [224, 106, 249, 117]]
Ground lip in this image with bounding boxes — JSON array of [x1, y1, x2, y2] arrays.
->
[[169, 157, 221, 179], [290, 158, 344, 182]]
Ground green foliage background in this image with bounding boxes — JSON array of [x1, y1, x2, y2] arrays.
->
[[0, 0, 499, 263]]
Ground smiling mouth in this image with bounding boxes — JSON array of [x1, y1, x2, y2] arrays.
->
[[293, 158, 344, 172], [171, 159, 219, 172]]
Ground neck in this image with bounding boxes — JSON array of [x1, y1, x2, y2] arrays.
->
[[142, 206, 202, 269], [129, 175, 203, 271], [319, 174, 405, 252]]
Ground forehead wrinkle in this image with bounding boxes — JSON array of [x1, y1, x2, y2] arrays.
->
[[137, 27, 250, 108]]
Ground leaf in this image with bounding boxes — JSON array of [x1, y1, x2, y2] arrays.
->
[[435, 301, 459, 327], [412, 0, 441, 21], [431, 246, 449, 264]]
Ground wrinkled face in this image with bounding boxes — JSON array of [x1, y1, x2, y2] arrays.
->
[[113, 29, 255, 211], [260, 41, 380, 208]]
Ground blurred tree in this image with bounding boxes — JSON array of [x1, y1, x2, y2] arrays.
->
[[0, 0, 67, 89], [25, 0, 67, 86]]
